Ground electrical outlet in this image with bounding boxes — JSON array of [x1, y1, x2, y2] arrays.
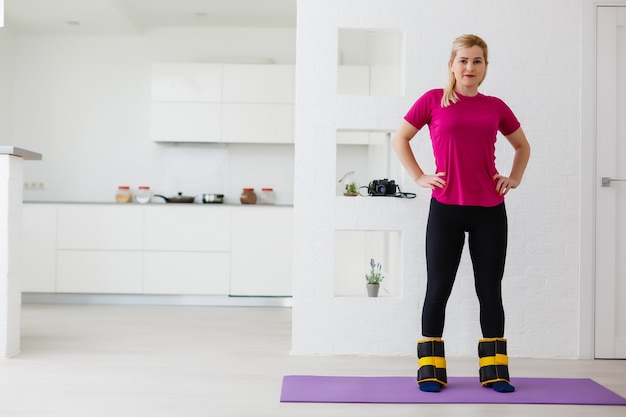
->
[[23, 182, 45, 190]]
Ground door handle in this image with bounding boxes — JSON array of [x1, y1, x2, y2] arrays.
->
[[601, 177, 626, 187]]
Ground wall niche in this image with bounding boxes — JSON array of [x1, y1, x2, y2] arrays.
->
[[337, 28, 403, 96], [334, 230, 402, 297]]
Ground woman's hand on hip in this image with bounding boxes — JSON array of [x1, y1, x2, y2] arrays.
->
[[416, 172, 447, 189], [492, 174, 520, 196]]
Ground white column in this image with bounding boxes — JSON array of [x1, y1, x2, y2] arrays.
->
[[0, 147, 41, 358]]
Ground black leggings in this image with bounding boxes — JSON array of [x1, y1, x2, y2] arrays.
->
[[422, 198, 508, 338]]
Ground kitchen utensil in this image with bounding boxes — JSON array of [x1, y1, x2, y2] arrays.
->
[[200, 193, 224, 204], [153, 192, 195, 203]]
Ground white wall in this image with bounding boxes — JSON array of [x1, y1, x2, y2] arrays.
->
[[0, 27, 13, 144], [10, 27, 295, 204], [293, 0, 581, 358]]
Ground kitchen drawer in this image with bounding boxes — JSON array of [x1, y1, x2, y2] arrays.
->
[[230, 206, 293, 296], [221, 103, 294, 143], [56, 250, 143, 293], [222, 64, 294, 103], [143, 252, 230, 295], [151, 102, 222, 142], [143, 205, 231, 251], [57, 205, 143, 250]]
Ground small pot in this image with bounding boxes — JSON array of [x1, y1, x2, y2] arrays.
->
[[367, 283, 380, 297], [153, 192, 195, 204], [200, 193, 224, 204]]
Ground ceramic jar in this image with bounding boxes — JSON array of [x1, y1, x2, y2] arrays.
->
[[240, 188, 257, 204]]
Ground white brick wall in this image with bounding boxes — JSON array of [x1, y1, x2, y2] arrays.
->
[[293, 0, 581, 358]]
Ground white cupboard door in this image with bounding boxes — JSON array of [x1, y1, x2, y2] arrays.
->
[[151, 102, 221, 143], [143, 206, 231, 252], [57, 205, 143, 250], [222, 103, 294, 143], [151, 63, 222, 102], [595, 6, 626, 359], [143, 252, 230, 295], [230, 207, 293, 296], [56, 251, 143, 293], [222, 64, 294, 104], [20, 204, 57, 292]]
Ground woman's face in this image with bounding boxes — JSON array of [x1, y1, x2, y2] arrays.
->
[[449, 45, 487, 94]]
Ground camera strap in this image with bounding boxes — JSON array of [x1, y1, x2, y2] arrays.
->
[[394, 189, 417, 199], [393, 185, 416, 199], [359, 185, 416, 199]]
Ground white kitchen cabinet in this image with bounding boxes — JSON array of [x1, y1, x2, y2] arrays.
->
[[143, 252, 230, 295], [56, 250, 143, 293], [230, 206, 293, 296], [222, 64, 294, 104], [56, 204, 144, 293], [222, 103, 294, 143], [151, 63, 222, 102], [143, 205, 231, 295], [143, 205, 231, 252], [150, 102, 222, 143], [57, 205, 143, 250], [20, 204, 57, 292], [21, 203, 293, 298], [150, 63, 295, 143]]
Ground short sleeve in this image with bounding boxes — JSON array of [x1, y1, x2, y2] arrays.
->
[[496, 98, 521, 136], [404, 89, 442, 131]]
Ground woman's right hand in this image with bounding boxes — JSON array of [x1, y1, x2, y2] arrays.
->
[[416, 172, 447, 189]]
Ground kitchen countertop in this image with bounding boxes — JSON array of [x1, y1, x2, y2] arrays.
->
[[0, 146, 42, 160], [23, 201, 293, 207]]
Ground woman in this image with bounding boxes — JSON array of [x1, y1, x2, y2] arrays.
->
[[392, 34, 530, 393]]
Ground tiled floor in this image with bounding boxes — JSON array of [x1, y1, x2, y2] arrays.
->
[[0, 304, 624, 417]]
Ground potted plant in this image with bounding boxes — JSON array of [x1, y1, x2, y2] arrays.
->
[[365, 258, 384, 297], [339, 170, 359, 196], [344, 182, 358, 196]]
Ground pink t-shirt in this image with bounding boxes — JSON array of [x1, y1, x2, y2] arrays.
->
[[404, 89, 521, 207]]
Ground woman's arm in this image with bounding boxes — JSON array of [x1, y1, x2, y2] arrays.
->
[[493, 127, 531, 195], [391, 120, 446, 189]]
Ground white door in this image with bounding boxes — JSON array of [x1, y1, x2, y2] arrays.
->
[[595, 6, 626, 359]]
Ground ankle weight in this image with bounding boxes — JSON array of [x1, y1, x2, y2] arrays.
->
[[478, 338, 511, 385], [417, 339, 447, 386]]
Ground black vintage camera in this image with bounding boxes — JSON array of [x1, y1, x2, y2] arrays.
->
[[368, 179, 397, 196]]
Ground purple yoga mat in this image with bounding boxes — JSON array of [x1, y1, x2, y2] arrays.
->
[[280, 376, 626, 405]]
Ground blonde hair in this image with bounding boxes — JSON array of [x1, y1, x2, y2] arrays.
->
[[441, 34, 489, 107]]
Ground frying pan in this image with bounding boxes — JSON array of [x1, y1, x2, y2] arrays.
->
[[153, 192, 195, 203]]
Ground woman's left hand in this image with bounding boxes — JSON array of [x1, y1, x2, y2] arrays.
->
[[492, 174, 520, 196]]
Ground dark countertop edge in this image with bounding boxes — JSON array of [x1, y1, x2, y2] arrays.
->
[[0, 146, 42, 160]]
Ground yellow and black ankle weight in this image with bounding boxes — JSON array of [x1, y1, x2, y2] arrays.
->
[[417, 339, 447, 386], [478, 337, 511, 385]]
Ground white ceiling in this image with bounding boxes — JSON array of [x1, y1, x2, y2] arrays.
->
[[4, 0, 296, 35]]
